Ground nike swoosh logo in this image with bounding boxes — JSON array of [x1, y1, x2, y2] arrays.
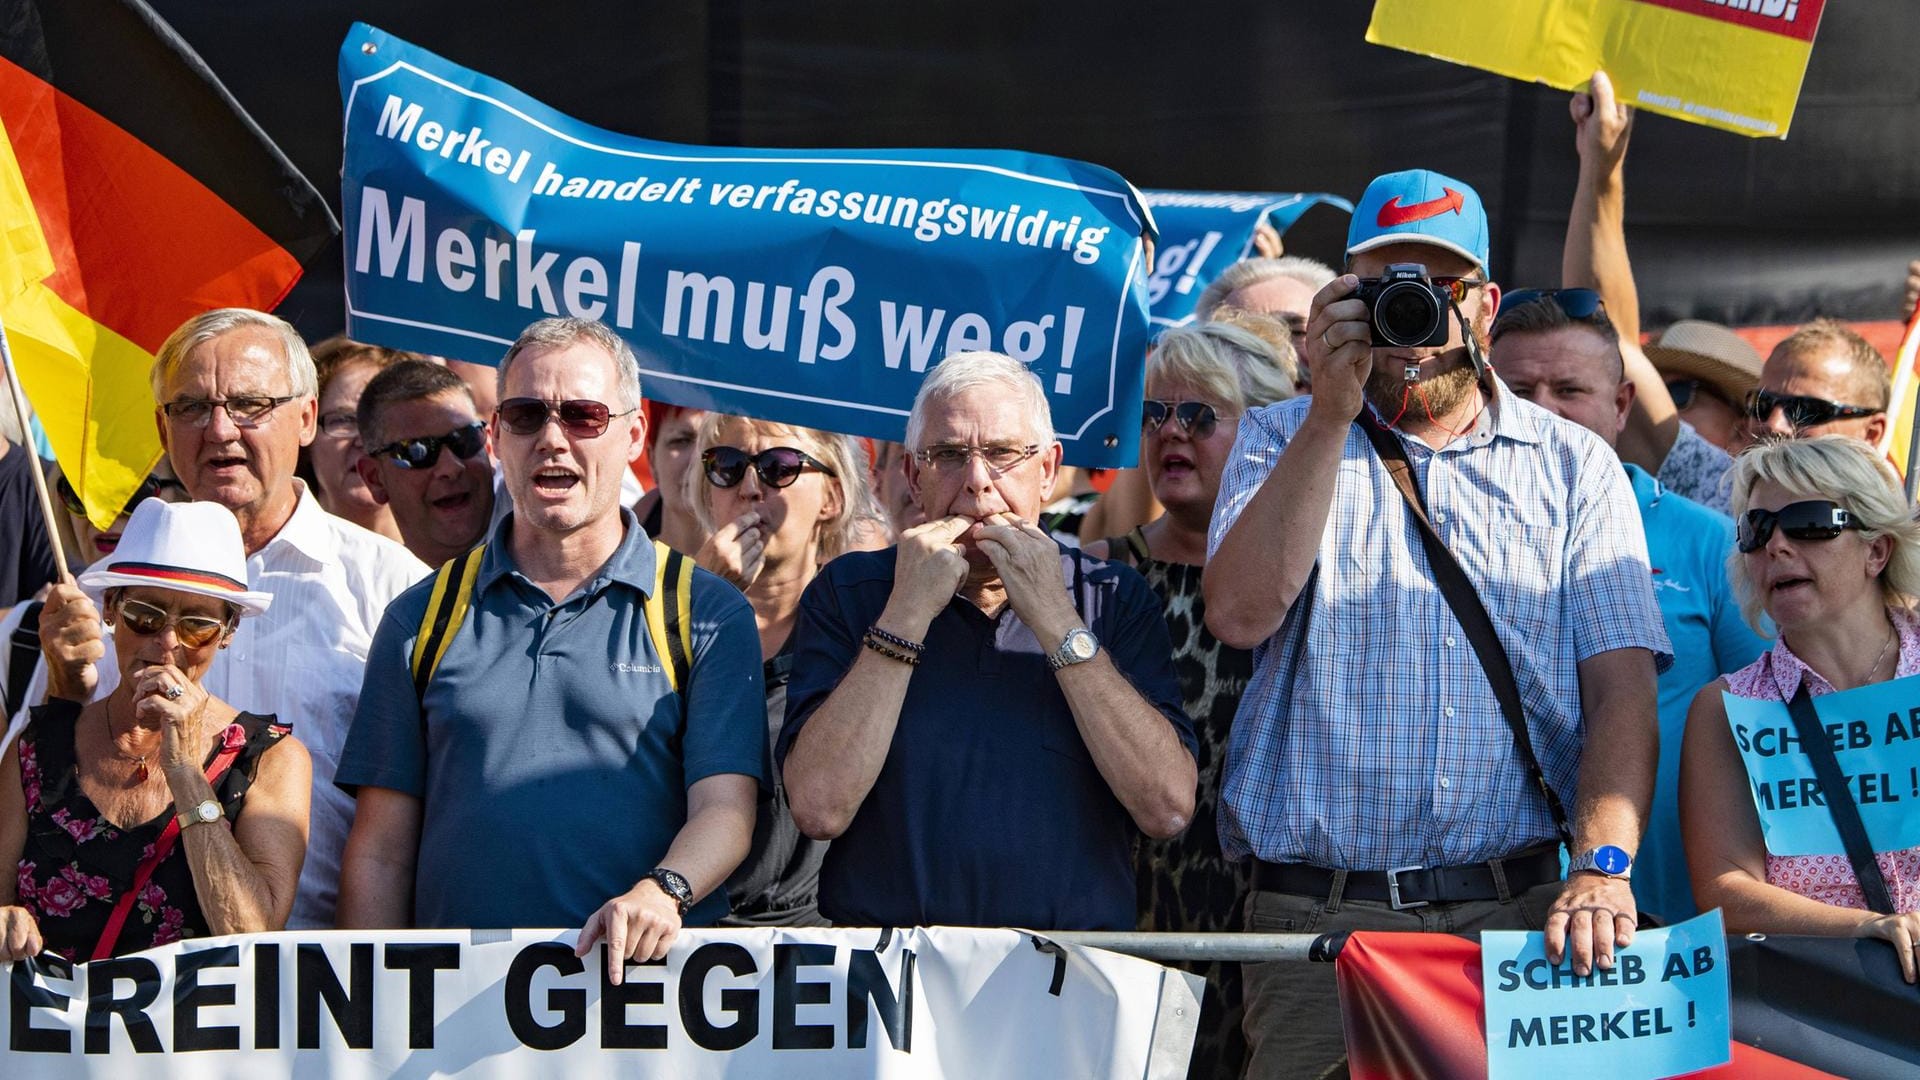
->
[[1376, 188, 1465, 228]]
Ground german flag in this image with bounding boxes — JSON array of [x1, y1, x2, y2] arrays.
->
[[0, 0, 336, 528]]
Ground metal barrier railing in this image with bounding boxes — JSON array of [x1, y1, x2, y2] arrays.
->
[[1044, 931, 1342, 963]]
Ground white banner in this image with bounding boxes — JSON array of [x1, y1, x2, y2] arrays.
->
[[2, 927, 1201, 1078]]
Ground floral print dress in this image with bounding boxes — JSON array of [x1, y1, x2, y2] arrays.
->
[[15, 699, 288, 960]]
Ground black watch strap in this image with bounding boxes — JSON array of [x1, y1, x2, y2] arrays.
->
[[647, 867, 693, 915]]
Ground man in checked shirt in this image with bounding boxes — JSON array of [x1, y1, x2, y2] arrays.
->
[[1204, 169, 1670, 1079]]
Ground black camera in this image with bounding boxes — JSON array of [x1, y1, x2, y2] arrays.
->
[[1353, 263, 1451, 348]]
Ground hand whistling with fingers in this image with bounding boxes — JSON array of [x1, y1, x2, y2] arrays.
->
[[695, 510, 766, 589]]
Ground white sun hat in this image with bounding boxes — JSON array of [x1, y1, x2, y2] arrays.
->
[[76, 498, 273, 617]]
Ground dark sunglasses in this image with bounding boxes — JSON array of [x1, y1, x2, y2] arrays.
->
[[1744, 389, 1881, 430], [116, 597, 231, 648], [702, 446, 835, 489], [1497, 287, 1605, 319], [1736, 499, 1861, 554], [57, 473, 186, 519], [1142, 400, 1230, 438], [372, 421, 488, 470], [496, 398, 635, 438]]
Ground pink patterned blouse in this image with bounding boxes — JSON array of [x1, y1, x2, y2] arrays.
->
[[1722, 607, 1920, 913]]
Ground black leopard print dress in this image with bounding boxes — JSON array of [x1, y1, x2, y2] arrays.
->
[[1107, 528, 1254, 1079]]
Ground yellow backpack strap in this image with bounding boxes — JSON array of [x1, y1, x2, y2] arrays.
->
[[644, 541, 696, 696], [410, 544, 486, 699], [664, 545, 694, 694]]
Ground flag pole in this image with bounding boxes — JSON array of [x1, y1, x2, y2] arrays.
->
[[0, 317, 73, 584]]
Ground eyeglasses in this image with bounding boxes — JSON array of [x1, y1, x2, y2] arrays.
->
[[372, 421, 488, 470], [1744, 389, 1882, 430], [495, 398, 635, 438], [913, 443, 1042, 474], [702, 446, 836, 489], [1143, 400, 1234, 439], [318, 410, 359, 439], [116, 597, 231, 648], [1432, 276, 1491, 305], [161, 395, 300, 429], [1736, 499, 1861, 554], [1496, 287, 1605, 319], [56, 474, 186, 519]]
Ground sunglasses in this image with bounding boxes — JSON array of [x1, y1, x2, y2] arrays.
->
[[1430, 275, 1491, 305], [1744, 389, 1881, 430], [1497, 287, 1605, 319], [1736, 499, 1861, 554], [116, 597, 231, 648], [161, 395, 300, 429], [56, 474, 186, 519], [372, 421, 488, 470], [1142, 400, 1232, 439], [495, 398, 635, 438], [702, 445, 835, 489]]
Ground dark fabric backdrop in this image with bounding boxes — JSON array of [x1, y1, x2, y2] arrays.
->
[[151, 1, 1920, 344]]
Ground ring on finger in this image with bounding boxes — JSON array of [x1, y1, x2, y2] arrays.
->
[[1321, 329, 1333, 351], [164, 684, 184, 701]]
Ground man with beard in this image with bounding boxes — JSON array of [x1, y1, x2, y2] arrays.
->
[[1204, 170, 1668, 1077]]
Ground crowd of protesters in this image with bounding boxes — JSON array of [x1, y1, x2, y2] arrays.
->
[[1, 69, 1918, 1080]]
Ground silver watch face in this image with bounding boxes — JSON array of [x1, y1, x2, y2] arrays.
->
[[195, 801, 221, 823], [1066, 629, 1097, 660]]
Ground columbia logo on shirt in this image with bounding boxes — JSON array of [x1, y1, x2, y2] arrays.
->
[[611, 662, 663, 674]]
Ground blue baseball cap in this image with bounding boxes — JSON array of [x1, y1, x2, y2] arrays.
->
[[1346, 169, 1490, 274]]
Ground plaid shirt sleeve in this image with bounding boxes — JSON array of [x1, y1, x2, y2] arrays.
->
[[1564, 433, 1674, 671], [1207, 402, 1299, 565]]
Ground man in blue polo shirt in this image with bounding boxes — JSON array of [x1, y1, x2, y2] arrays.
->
[[1490, 292, 1766, 923], [336, 318, 763, 979], [780, 351, 1197, 931]]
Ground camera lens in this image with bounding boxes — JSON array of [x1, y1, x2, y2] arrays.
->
[[1374, 281, 1442, 347]]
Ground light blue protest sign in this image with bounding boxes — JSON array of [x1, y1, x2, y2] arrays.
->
[[1141, 190, 1350, 327], [1722, 673, 1920, 857], [338, 24, 1155, 467], [1481, 909, 1730, 1080]]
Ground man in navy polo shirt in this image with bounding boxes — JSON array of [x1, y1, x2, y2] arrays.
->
[[780, 351, 1197, 931], [335, 318, 764, 980]]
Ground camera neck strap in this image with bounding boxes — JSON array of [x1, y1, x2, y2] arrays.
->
[[1354, 403, 1574, 850], [1783, 681, 1897, 915]]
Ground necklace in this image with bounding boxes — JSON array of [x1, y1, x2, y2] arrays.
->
[[104, 704, 157, 783], [1859, 624, 1898, 687]]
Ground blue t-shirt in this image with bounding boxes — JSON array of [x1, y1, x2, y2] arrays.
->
[[779, 544, 1195, 931], [337, 510, 767, 929], [1627, 464, 1767, 922]]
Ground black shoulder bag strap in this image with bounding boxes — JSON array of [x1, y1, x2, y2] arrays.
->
[[1784, 682, 1897, 915], [1354, 405, 1575, 849], [6, 600, 44, 719]]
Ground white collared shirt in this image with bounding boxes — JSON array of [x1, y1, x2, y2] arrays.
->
[[3, 483, 428, 928]]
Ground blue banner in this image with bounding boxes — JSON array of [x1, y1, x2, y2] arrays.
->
[[1723, 673, 1920, 858], [1481, 909, 1732, 1080], [1141, 190, 1350, 327], [338, 24, 1156, 467]]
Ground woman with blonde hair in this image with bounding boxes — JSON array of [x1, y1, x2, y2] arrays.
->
[[1682, 435, 1920, 982], [687, 414, 868, 926]]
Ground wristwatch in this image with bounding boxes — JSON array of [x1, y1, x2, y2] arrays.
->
[[1567, 845, 1634, 879], [177, 799, 223, 831], [1047, 627, 1100, 671], [646, 867, 693, 915]]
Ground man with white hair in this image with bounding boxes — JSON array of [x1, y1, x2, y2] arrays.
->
[[32, 308, 428, 928], [781, 351, 1197, 930]]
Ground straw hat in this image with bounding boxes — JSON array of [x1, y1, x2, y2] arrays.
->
[[1644, 321, 1763, 405], [76, 498, 272, 617]]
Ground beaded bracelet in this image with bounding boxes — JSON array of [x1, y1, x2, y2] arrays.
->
[[865, 624, 927, 655], [862, 632, 923, 666]]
